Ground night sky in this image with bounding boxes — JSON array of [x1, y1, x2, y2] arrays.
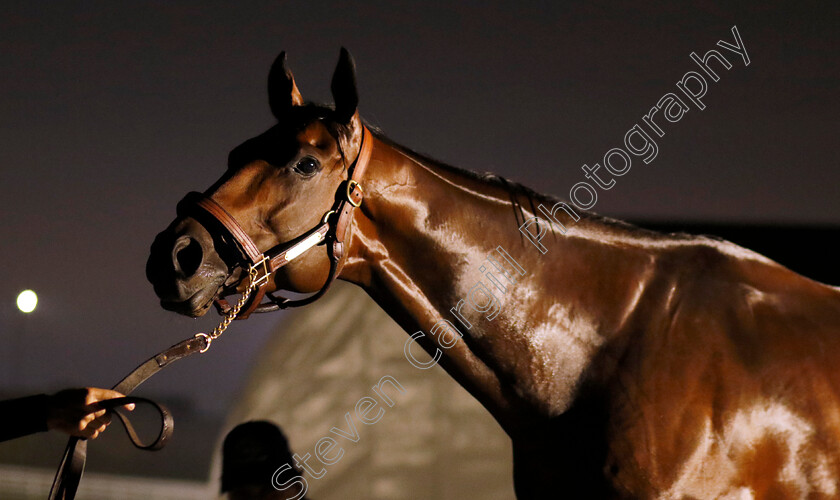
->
[[0, 0, 837, 422]]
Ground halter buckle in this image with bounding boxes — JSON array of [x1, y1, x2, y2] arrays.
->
[[346, 180, 363, 207], [249, 255, 272, 287]]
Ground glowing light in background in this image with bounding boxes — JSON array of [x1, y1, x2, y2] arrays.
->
[[16, 289, 37, 313]]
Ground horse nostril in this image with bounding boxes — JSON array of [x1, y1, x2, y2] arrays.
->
[[173, 236, 203, 278]]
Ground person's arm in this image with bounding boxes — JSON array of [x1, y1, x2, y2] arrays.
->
[[0, 393, 49, 442], [0, 388, 133, 442]]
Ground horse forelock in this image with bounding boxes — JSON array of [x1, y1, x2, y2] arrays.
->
[[227, 104, 353, 171]]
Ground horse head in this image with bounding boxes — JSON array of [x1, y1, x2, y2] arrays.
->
[[146, 49, 367, 318]]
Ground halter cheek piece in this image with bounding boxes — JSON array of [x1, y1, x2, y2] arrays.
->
[[177, 125, 373, 320]]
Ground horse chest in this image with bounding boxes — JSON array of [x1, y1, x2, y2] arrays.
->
[[464, 299, 609, 418]]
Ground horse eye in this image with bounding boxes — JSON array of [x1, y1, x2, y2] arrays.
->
[[293, 156, 320, 176]]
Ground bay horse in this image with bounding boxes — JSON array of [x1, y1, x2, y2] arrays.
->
[[146, 49, 840, 498]]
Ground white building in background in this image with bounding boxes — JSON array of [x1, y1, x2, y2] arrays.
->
[[213, 281, 515, 499]]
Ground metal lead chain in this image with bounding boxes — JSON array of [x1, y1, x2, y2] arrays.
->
[[195, 265, 261, 353]]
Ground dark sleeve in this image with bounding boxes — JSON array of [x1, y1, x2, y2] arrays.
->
[[0, 394, 50, 442]]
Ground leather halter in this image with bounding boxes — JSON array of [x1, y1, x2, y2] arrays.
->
[[177, 125, 373, 319], [50, 127, 373, 499]]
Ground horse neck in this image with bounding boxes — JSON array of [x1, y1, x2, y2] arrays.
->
[[343, 132, 662, 425]]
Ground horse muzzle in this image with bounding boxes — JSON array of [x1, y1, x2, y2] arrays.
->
[[146, 217, 229, 317]]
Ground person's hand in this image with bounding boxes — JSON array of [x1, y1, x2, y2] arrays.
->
[[45, 388, 135, 439]]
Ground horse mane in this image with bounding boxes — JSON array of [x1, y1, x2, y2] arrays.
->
[[365, 124, 674, 241]]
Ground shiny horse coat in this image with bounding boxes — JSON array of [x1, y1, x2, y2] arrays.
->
[[146, 50, 840, 498]]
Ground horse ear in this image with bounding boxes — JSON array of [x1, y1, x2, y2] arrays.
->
[[268, 51, 304, 119], [330, 47, 359, 124]]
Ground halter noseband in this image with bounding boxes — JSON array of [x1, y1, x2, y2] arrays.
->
[[176, 125, 373, 319]]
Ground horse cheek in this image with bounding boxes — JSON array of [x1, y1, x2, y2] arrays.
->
[[271, 248, 333, 293]]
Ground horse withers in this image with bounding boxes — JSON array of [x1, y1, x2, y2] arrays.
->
[[146, 49, 840, 498]]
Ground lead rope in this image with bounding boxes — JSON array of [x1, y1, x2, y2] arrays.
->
[[49, 265, 264, 500]]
